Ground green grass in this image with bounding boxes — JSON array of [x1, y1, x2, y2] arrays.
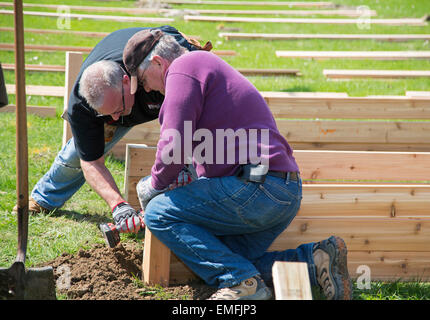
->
[[353, 281, 430, 300], [1, 0, 430, 300]]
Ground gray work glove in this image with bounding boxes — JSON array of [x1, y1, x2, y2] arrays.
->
[[136, 176, 167, 211], [137, 166, 197, 210], [112, 201, 144, 233]]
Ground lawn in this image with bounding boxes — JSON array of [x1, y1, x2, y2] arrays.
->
[[1, 0, 430, 300]]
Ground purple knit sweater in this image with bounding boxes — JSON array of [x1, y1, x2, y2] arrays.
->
[[151, 51, 298, 190]]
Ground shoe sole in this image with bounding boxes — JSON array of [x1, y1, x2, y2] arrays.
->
[[327, 236, 352, 300], [238, 287, 273, 300]]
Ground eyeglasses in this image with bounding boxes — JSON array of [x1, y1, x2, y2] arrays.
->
[[96, 83, 125, 119]]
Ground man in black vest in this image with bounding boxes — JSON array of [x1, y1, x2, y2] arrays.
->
[[18, 26, 201, 233]]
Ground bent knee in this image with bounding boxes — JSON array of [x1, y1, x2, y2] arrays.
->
[[143, 194, 167, 229]]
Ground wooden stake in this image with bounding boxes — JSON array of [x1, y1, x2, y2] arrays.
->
[[143, 227, 171, 287], [272, 262, 312, 300], [62, 52, 82, 147]]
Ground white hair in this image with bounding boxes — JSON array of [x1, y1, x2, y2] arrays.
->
[[138, 32, 188, 81], [79, 60, 124, 111]]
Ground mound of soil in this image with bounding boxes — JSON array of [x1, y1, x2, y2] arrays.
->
[[42, 243, 215, 300]]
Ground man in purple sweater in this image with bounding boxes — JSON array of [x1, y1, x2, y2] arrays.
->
[[124, 30, 352, 300]]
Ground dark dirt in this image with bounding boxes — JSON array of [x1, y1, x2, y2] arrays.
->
[[41, 242, 216, 300]]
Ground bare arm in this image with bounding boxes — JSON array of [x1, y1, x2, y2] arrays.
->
[[80, 156, 125, 210]]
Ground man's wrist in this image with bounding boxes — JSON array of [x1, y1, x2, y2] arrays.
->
[[112, 200, 128, 212], [109, 197, 127, 211]]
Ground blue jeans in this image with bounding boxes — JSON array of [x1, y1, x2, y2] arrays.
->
[[31, 126, 132, 210], [144, 173, 317, 289]]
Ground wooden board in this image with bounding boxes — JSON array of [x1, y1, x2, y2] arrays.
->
[[167, 250, 430, 284], [112, 118, 430, 156], [0, 42, 93, 53], [143, 227, 171, 287], [157, 0, 334, 7], [0, 26, 200, 41], [0, 43, 235, 56], [0, 3, 373, 16], [185, 15, 427, 26], [9, 84, 430, 120], [324, 69, 430, 79], [298, 184, 430, 218], [270, 217, 430, 252], [406, 91, 430, 97], [237, 68, 300, 76], [276, 50, 430, 60], [263, 91, 349, 98], [277, 119, 430, 148], [272, 262, 312, 300], [6, 84, 64, 97], [347, 251, 430, 281], [2, 63, 65, 72], [0, 3, 162, 15], [63, 52, 83, 147], [0, 9, 174, 23], [124, 145, 430, 284], [220, 32, 430, 41], [0, 26, 109, 38], [262, 93, 430, 119], [0, 104, 56, 117], [295, 150, 430, 184], [126, 181, 430, 218], [168, 249, 430, 284], [126, 147, 430, 184], [3, 63, 297, 76], [124, 144, 156, 202], [187, 9, 374, 16]]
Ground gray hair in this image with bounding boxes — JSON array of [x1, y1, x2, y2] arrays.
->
[[79, 60, 125, 111], [138, 32, 188, 80]]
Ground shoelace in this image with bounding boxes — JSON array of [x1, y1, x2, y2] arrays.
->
[[319, 267, 334, 299]]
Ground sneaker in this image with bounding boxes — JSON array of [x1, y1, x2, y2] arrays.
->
[[12, 197, 50, 214], [208, 275, 272, 300], [313, 236, 352, 300]]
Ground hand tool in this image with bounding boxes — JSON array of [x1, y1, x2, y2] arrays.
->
[[99, 210, 145, 248], [99, 223, 122, 248], [0, 1, 56, 299]]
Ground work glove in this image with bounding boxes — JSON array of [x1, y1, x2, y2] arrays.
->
[[137, 166, 197, 210], [136, 176, 167, 211], [112, 201, 144, 233], [168, 165, 197, 190]]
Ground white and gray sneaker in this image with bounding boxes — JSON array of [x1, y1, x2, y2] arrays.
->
[[208, 275, 272, 300]]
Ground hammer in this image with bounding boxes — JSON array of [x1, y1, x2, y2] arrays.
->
[[99, 223, 122, 248], [99, 212, 145, 248]]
